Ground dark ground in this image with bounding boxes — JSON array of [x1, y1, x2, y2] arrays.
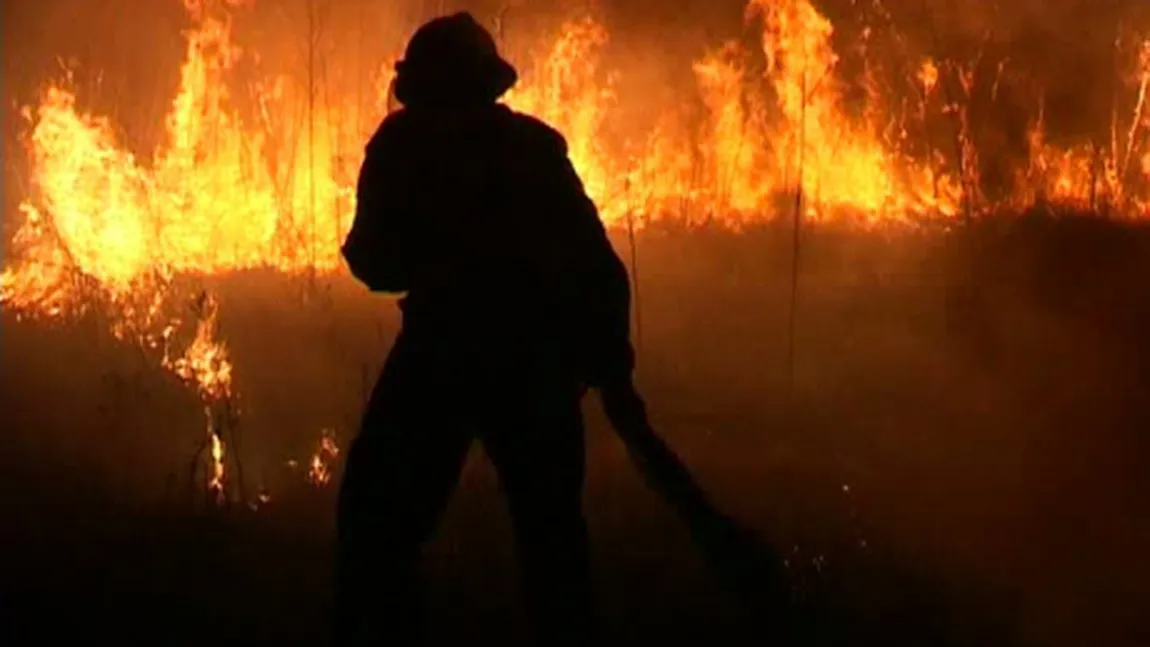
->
[[3, 212, 1149, 646]]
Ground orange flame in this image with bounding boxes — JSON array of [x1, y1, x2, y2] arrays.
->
[[162, 294, 233, 402], [918, 59, 940, 96], [208, 427, 226, 504], [163, 295, 233, 505], [1019, 37, 1150, 214], [307, 429, 340, 487]]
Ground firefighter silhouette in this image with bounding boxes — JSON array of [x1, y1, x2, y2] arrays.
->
[[335, 12, 633, 646]]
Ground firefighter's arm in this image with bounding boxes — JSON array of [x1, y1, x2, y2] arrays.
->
[[578, 209, 635, 388], [341, 124, 411, 293], [541, 138, 635, 388]]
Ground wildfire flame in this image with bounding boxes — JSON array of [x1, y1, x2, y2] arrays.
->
[[1021, 36, 1150, 212], [208, 427, 226, 504], [307, 429, 340, 487], [4, 0, 1149, 301], [163, 294, 233, 402], [918, 59, 940, 96], [161, 293, 235, 504]]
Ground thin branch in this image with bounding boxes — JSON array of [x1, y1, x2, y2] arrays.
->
[[624, 179, 643, 352], [787, 20, 808, 392]]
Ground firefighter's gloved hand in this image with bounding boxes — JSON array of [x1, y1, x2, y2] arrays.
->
[[596, 376, 647, 438]]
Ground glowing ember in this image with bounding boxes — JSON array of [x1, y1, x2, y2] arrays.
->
[[248, 489, 273, 511], [307, 429, 341, 487]]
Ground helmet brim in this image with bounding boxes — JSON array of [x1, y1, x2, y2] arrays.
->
[[393, 55, 518, 106]]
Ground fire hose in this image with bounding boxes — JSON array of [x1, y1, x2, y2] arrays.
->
[[596, 380, 798, 631]]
